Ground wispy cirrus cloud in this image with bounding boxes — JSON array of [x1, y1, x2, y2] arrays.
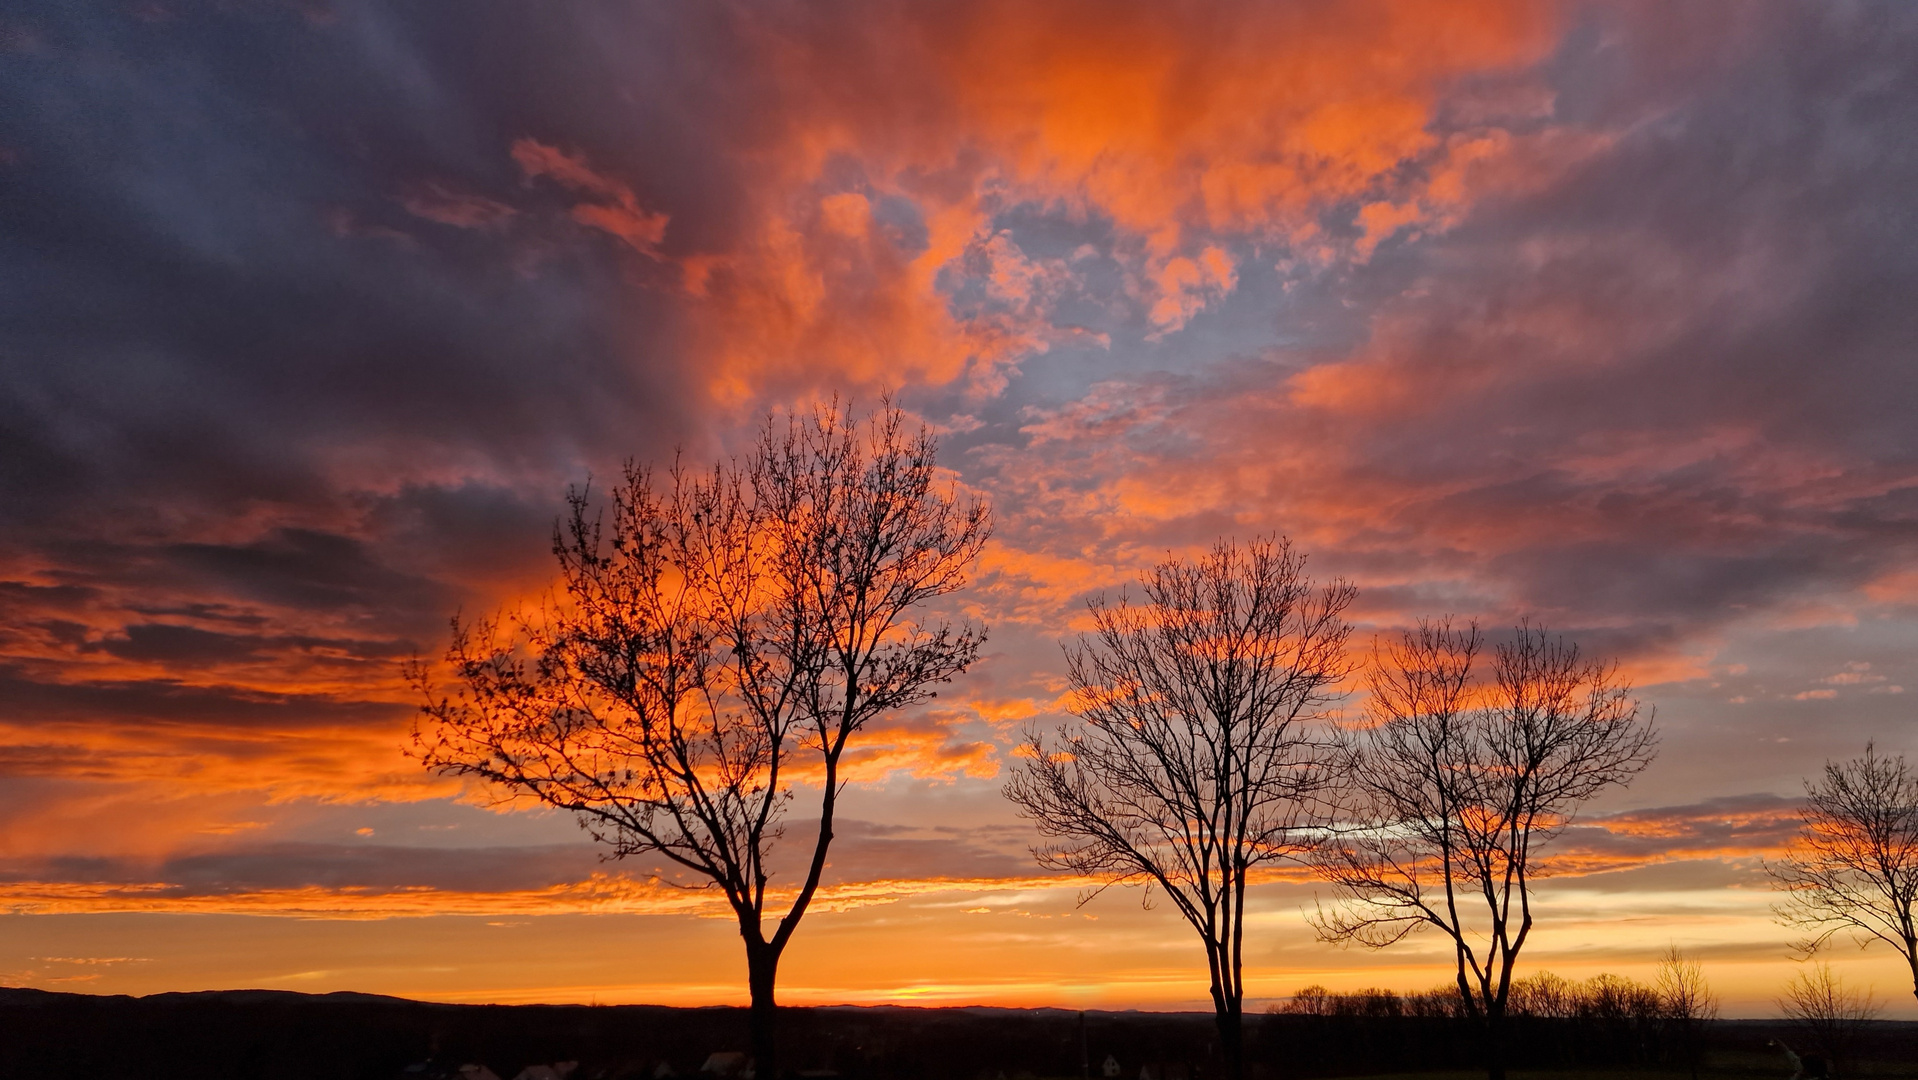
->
[[0, 819, 1066, 917]]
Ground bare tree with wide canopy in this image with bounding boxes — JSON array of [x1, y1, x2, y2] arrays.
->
[[1004, 538, 1356, 1080], [1770, 742, 1918, 1002], [411, 402, 990, 1078], [1655, 944, 1719, 1080], [1313, 620, 1656, 1080], [1776, 961, 1882, 1077]]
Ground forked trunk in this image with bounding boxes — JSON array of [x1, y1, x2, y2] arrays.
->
[[746, 941, 781, 1080]]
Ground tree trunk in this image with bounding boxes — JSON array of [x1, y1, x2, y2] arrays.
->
[[746, 940, 781, 1080], [1482, 1003, 1505, 1080], [1213, 1000, 1244, 1080], [1207, 951, 1244, 1080]]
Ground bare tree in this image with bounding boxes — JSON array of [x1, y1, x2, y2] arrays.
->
[[1313, 620, 1657, 1080], [1508, 971, 1578, 1020], [411, 402, 990, 1078], [1769, 743, 1918, 1002], [1004, 538, 1356, 1080], [1654, 945, 1718, 1080], [1777, 962, 1881, 1078]]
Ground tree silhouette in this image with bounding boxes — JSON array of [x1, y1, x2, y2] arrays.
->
[[1654, 944, 1719, 1080], [1313, 620, 1656, 1080], [1005, 538, 1356, 1080], [1777, 962, 1880, 1077], [411, 401, 990, 1078], [1770, 742, 1918, 1002]]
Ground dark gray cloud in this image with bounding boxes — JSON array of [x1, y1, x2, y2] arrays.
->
[[0, 1, 736, 531], [0, 661, 402, 734], [94, 623, 410, 667], [0, 3, 752, 768], [0, 818, 1039, 897], [0, 842, 600, 895]]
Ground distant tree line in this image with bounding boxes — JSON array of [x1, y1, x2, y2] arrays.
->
[[1267, 961, 1713, 1075], [9, 986, 1918, 1080]]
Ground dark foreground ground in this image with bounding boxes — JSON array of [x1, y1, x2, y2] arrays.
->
[[2, 988, 1915, 1080]]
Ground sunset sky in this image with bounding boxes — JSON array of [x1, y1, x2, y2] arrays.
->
[[4, 0, 1918, 1018]]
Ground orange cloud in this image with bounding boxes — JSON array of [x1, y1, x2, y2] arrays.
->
[[512, 139, 670, 257], [566, 0, 1563, 400], [926, 0, 1551, 241], [1147, 247, 1237, 332]]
